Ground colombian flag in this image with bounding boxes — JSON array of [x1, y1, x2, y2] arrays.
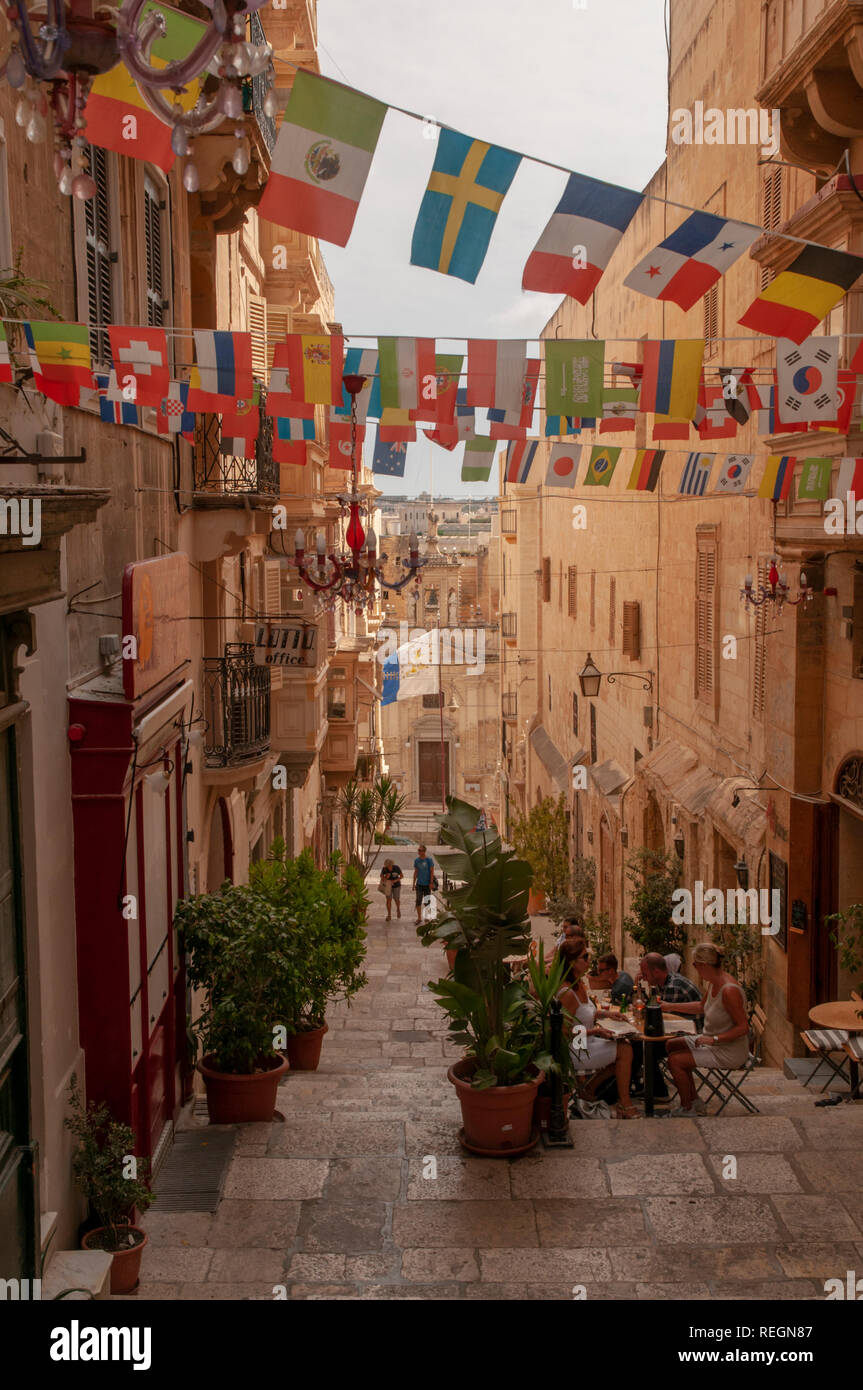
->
[[627, 449, 665, 491], [758, 454, 796, 500], [83, 3, 206, 172], [641, 339, 704, 418], [25, 321, 94, 405], [739, 245, 863, 345]]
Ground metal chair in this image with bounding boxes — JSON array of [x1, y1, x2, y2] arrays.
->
[[800, 1028, 852, 1092], [691, 1004, 766, 1115]]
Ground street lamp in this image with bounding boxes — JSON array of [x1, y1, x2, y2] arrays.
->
[[577, 653, 654, 696], [734, 855, 749, 890]]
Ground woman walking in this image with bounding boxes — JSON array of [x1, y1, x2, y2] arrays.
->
[[379, 859, 403, 921], [664, 943, 750, 1117]]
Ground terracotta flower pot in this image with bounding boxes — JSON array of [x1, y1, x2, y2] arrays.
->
[[534, 1087, 572, 1131], [199, 1053, 289, 1123], [527, 888, 546, 915], [285, 1022, 329, 1072], [447, 1058, 541, 1156], [82, 1226, 148, 1295], [445, 948, 458, 971]]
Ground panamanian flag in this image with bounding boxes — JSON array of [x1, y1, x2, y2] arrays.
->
[[624, 212, 760, 311], [679, 451, 713, 495], [187, 330, 254, 412], [411, 130, 522, 284], [522, 172, 644, 302]]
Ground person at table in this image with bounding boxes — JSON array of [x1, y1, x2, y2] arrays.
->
[[630, 951, 703, 1102], [557, 936, 639, 1119], [555, 915, 585, 948], [412, 844, 435, 924], [594, 952, 634, 1005], [664, 943, 750, 1117]]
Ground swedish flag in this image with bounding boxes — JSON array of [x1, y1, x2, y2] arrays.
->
[[411, 130, 521, 283]]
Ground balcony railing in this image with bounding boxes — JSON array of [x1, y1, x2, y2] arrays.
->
[[501, 612, 517, 640], [500, 509, 517, 539], [502, 691, 518, 720], [192, 386, 278, 498], [244, 12, 277, 154], [203, 643, 271, 767]]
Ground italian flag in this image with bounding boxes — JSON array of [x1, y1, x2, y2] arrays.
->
[[83, 3, 206, 172], [258, 72, 387, 246]]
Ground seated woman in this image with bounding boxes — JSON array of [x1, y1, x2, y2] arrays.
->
[[556, 936, 639, 1119], [664, 942, 750, 1118]]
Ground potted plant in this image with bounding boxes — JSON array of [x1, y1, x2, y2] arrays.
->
[[174, 881, 293, 1122], [828, 902, 863, 1009], [65, 1076, 154, 1295], [339, 775, 407, 880], [249, 844, 368, 1071], [622, 847, 686, 958], [510, 793, 571, 915], [526, 942, 578, 1131], [418, 796, 543, 1155]]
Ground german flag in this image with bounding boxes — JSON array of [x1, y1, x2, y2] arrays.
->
[[738, 245, 863, 345], [626, 449, 665, 492]]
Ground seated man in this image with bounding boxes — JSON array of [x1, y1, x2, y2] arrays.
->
[[630, 952, 703, 1102], [594, 952, 634, 1005]]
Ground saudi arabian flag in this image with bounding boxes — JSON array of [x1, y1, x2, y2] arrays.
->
[[461, 437, 497, 482], [544, 339, 604, 418], [84, 2, 206, 172], [259, 71, 387, 246], [796, 457, 833, 500], [584, 445, 620, 486]]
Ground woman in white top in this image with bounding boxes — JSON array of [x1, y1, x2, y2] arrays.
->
[[556, 937, 639, 1119], [664, 943, 750, 1117]]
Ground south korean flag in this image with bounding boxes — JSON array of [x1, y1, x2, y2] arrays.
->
[[776, 336, 838, 424], [713, 453, 755, 493]]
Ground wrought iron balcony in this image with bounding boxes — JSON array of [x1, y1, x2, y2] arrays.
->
[[203, 643, 271, 768], [192, 387, 278, 501], [500, 509, 517, 540], [243, 12, 277, 154], [502, 691, 518, 721], [501, 612, 518, 640]]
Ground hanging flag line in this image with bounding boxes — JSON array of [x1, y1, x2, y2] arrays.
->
[[269, 58, 842, 259]]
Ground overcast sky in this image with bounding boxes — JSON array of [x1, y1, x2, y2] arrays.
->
[[315, 0, 669, 497]]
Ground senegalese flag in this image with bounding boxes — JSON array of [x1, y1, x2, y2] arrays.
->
[[796, 456, 833, 500], [25, 321, 94, 405], [0, 323, 12, 383], [411, 130, 522, 283], [641, 339, 704, 418], [758, 454, 795, 500], [461, 436, 497, 482], [584, 445, 621, 486], [626, 449, 665, 492], [258, 72, 387, 246], [739, 244, 863, 345], [378, 337, 436, 415], [84, 2, 206, 171]]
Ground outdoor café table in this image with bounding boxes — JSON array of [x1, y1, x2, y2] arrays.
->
[[808, 1000, 863, 1100], [605, 1013, 692, 1117]]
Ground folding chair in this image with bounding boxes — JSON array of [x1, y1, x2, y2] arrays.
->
[[842, 1034, 863, 1101], [692, 1004, 765, 1115], [800, 1028, 851, 1092]]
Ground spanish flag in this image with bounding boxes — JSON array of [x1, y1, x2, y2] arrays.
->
[[24, 321, 94, 405], [739, 245, 863, 345], [83, 3, 206, 172], [758, 454, 796, 500]]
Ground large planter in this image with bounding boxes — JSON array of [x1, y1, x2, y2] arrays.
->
[[199, 1053, 289, 1123], [445, 947, 458, 971], [285, 1023, 329, 1072], [447, 1058, 541, 1156], [527, 888, 546, 915], [82, 1226, 148, 1295]]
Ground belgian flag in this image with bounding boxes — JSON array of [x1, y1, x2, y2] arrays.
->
[[738, 244, 863, 344]]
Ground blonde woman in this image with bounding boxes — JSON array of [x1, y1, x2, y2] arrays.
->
[[664, 943, 750, 1117]]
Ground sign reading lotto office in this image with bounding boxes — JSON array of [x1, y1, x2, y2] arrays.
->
[[253, 621, 317, 668]]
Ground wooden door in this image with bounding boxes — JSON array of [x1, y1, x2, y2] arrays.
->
[[418, 742, 449, 804], [812, 802, 839, 1005]]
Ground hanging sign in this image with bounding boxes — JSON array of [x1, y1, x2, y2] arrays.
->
[[253, 622, 317, 668]]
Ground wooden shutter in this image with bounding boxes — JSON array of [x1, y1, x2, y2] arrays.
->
[[541, 557, 551, 602], [695, 532, 717, 703], [266, 306, 289, 370], [760, 169, 783, 290], [703, 283, 719, 360], [752, 559, 768, 718], [249, 295, 268, 383], [567, 565, 577, 617], [84, 144, 114, 366], [144, 177, 165, 328], [572, 691, 578, 736], [622, 600, 641, 660], [608, 576, 616, 646], [590, 570, 596, 629], [590, 703, 597, 764], [262, 559, 283, 689]]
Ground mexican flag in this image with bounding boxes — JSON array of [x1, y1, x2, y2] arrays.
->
[[83, 2, 207, 172], [258, 71, 387, 246]]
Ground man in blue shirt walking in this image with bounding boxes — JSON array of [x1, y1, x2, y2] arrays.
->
[[412, 844, 436, 924]]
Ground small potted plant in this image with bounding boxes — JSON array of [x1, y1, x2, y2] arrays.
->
[[65, 1076, 154, 1295], [419, 797, 544, 1156]]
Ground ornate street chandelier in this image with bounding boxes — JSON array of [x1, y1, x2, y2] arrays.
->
[[293, 373, 426, 616], [0, 0, 276, 197], [740, 559, 814, 613]]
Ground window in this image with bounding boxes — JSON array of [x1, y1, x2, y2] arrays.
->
[[572, 691, 578, 736], [590, 570, 596, 629], [567, 565, 577, 618], [259, 559, 283, 690], [608, 577, 616, 647], [248, 293, 268, 382], [79, 144, 119, 367], [760, 168, 783, 291], [143, 175, 166, 328], [590, 703, 597, 764], [622, 600, 641, 660], [422, 692, 444, 709], [695, 528, 718, 705], [752, 558, 769, 714], [541, 557, 551, 602], [327, 667, 347, 719]]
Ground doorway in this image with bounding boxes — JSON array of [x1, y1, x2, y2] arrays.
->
[[418, 741, 450, 804]]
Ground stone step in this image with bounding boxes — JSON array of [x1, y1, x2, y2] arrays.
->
[[41, 1248, 113, 1301]]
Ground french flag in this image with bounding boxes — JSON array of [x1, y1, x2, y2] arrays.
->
[[522, 172, 644, 303]]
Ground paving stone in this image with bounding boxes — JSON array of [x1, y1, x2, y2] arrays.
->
[[208, 1248, 286, 1282], [792, 1114, 863, 1149], [510, 1153, 608, 1199], [222, 1157, 329, 1200], [208, 1200, 301, 1248], [534, 1199, 650, 1246], [392, 1200, 538, 1249], [404, 1117, 466, 1157], [140, 1246, 214, 1282], [117, 1283, 183, 1300], [298, 1201, 388, 1253], [609, 1245, 779, 1282], [345, 1252, 401, 1281], [772, 1194, 863, 1241], [266, 1118, 404, 1157], [707, 1152, 803, 1193], [178, 1282, 276, 1301], [636, 1282, 712, 1299], [288, 1283, 363, 1300], [608, 1152, 714, 1196], [774, 1243, 862, 1279], [406, 1156, 511, 1200], [141, 1212, 213, 1247], [695, 1116, 803, 1151], [479, 1247, 613, 1284], [358, 1284, 466, 1300], [325, 1156, 403, 1201], [400, 1247, 480, 1282], [560, 1118, 705, 1154], [644, 1196, 781, 1244], [792, 1148, 863, 1192], [286, 1253, 347, 1281], [838, 1193, 863, 1232], [711, 1280, 819, 1300]]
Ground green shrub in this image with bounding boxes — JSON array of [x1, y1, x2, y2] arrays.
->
[[65, 1075, 154, 1252]]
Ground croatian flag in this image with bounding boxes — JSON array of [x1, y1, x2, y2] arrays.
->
[[156, 379, 194, 439], [624, 212, 760, 311], [522, 171, 644, 302], [187, 331, 254, 412]]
